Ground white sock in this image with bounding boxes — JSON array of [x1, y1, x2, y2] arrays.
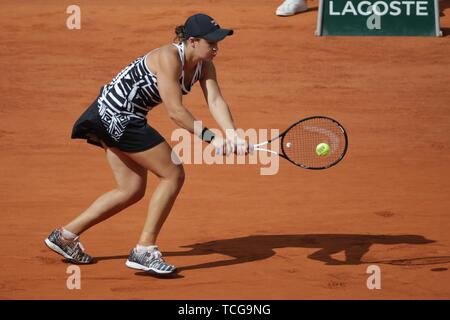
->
[[136, 244, 158, 253], [61, 228, 78, 240]]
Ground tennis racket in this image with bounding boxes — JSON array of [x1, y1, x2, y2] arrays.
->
[[253, 116, 348, 170]]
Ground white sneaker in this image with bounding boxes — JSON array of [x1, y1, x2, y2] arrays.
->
[[276, 0, 308, 16], [125, 246, 176, 274]]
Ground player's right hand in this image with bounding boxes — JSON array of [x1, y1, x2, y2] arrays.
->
[[212, 135, 254, 156], [230, 136, 253, 155], [211, 137, 230, 156]]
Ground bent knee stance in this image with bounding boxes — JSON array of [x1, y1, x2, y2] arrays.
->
[[164, 165, 185, 186], [115, 186, 146, 205]]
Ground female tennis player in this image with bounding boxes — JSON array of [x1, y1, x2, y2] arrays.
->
[[44, 13, 250, 275]]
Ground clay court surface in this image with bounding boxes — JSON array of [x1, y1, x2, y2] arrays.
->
[[1, 0, 449, 299]]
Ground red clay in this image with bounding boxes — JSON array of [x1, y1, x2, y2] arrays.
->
[[1, 0, 449, 299]]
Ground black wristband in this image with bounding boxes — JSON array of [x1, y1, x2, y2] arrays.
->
[[201, 127, 215, 143]]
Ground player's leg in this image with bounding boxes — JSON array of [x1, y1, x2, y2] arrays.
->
[[63, 145, 147, 235], [123, 141, 185, 246], [45, 144, 147, 264], [123, 141, 184, 274]]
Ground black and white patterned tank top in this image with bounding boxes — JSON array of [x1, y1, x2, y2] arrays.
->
[[97, 42, 203, 141]]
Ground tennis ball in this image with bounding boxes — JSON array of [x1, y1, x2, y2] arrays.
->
[[316, 143, 330, 157], [286, 142, 292, 148]]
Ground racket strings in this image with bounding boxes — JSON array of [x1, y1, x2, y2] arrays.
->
[[282, 117, 347, 169]]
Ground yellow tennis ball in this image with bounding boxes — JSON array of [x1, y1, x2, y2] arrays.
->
[[316, 143, 330, 157]]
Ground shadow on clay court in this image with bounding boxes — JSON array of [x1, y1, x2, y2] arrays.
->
[[93, 255, 129, 263], [59, 255, 128, 265], [60, 255, 186, 278], [441, 28, 450, 37], [86, 234, 450, 275], [306, 6, 318, 13], [158, 234, 450, 272]]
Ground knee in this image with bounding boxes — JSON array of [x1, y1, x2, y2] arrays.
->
[[168, 165, 185, 187], [117, 185, 146, 205], [175, 165, 185, 186], [131, 187, 146, 203]]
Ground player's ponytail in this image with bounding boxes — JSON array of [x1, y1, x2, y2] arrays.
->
[[174, 25, 186, 43]]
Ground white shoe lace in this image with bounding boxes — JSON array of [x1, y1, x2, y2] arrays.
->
[[63, 234, 86, 254], [150, 249, 162, 260], [77, 241, 86, 252], [143, 248, 174, 270]]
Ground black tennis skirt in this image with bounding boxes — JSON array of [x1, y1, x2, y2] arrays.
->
[[71, 98, 165, 152]]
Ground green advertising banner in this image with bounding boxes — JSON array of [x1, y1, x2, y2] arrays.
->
[[316, 0, 442, 36]]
